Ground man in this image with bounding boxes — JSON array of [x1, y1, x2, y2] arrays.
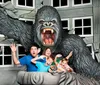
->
[[10, 43, 45, 72]]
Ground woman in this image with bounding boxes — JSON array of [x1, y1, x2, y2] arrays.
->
[[31, 48, 54, 72]]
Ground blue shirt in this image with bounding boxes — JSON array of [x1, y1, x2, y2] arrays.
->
[[19, 54, 46, 72], [36, 61, 50, 72]]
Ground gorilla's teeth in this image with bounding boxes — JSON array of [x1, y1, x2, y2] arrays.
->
[[51, 29, 54, 33], [43, 28, 54, 33], [43, 29, 46, 33]]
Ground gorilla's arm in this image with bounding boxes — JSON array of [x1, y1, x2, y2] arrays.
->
[[59, 34, 100, 78], [0, 6, 34, 51]]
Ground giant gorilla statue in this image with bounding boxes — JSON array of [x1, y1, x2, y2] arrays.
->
[[0, 5, 100, 85]]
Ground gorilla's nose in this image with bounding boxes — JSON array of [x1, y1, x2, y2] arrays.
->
[[43, 22, 53, 27]]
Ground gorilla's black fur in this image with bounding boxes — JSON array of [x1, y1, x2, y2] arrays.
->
[[0, 5, 100, 84]]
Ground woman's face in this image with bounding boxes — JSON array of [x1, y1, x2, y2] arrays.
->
[[45, 48, 52, 57]]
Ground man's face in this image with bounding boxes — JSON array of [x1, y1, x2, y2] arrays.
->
[[30, 46, 40, 57]]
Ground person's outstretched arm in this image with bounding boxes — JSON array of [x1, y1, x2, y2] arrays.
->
[[54, 54, 62, 65], [31, 55, 46, 63], [10, 43, 20, 65], [65, 51, 73, 60]]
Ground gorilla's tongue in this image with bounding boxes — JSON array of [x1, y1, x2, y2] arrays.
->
[[44, 34, 53, 44], [43, 31, 54, 45]]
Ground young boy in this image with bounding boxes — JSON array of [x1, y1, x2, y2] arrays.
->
[[10, 43, 45, 72]]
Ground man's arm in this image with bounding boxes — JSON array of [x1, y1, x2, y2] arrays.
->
[[10, 43, 20, 65]]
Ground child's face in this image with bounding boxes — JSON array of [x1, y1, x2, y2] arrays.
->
[[46, 58, 53, 65], [61, 60, 67, 66]]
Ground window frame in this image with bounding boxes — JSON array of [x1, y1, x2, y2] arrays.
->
[[16, 0, 35, 9], [51, 0, 69, 8], [0, 0, 12, 4], [72, 16, 93, 37], [17, 44, 26, 59], [72, 0, 92, 7], [19, 18, 34, 24], [0, 44, 13, 67], [87, 44, 95, 59], [0, 44, 26, 67], [61, 18, 69, 30]]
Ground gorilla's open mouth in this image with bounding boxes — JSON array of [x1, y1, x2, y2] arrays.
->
[[41, 28, 55, 46]]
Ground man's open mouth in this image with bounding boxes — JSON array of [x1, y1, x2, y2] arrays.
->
[[41, 28, 55, 46]]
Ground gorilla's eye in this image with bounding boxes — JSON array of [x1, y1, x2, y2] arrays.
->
[[52, 19, 56, 24], [39, 20, 44, 24]]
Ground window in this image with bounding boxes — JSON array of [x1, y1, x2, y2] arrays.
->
[[0, 0, 11, 4], [51, 0, 69, 8], [17, 45, 26, 59], [73, 0, 92, 6], [61, 19, 69, 30], [22, 20, 33, 25], [73, 17, 93, 37], [87, 44, 94, 59], [0, 44, 26, 67], [19, 18, 34, 25], [0, 44, 12, 67], [17, 0, 35, 8]]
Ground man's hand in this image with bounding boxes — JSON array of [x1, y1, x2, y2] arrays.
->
[[10, 43, 20, 65], [10, 43, 17, 52]]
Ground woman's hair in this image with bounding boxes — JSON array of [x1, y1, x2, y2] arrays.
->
[[42, 47, 52, 55], [42, 47, 54, 60]]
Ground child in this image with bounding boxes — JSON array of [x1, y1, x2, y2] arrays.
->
[[54, 51, 74, 72]]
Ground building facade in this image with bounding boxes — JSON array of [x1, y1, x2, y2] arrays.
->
[[0, 0, 100, 84]]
